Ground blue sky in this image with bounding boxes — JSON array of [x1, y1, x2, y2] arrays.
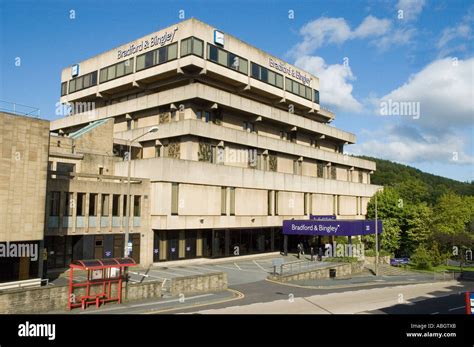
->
[[1, 0, 473, 182]]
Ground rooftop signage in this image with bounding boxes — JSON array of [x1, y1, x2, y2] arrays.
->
[[117, 27, 178, 60], [283, 219, 383, 236], [269, 57, 312, 86]]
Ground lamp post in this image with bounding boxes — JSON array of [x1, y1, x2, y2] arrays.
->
[[374, 187, 383, 276], [124, 126, 158, 258]]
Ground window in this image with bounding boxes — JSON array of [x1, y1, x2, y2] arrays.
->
[[68, 71, 98, 93], [61, 82, 68, 96], [77, 193, 85, 216], [123, 195, 128, 216], [285, 77, 312, 101], [133, 196, 141, 217], [274, 191, 279, 215], [101, 194, 109, 216], [56, 162, 75, 174], [317, 162, 324, 178], [171, 183, 179, 215], [136, 42, 178, 72], [314, 90, 320, 104], [243, 121, 256, 133], [89, 194, 98, 216], [155, 145, 162, 157], [181, 37, 204, 57], [207, 44, 248, 74], [49, 192, 61, 216], [221, 187, 227, 215], [99, 59, 134, 83], [359, 171, 363, 183], [112, 195, 120, 216], [250, 63, 283, 89]]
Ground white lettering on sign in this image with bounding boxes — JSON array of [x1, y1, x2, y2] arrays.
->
[[269, 58, 311, 86], [117, 27, 178, 60]]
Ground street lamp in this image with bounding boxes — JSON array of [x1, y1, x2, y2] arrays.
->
[[124, 126, 158, 258], [374, 187, 383, 276]]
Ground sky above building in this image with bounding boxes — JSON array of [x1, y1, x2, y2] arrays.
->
[[0, 0, 472, 182]]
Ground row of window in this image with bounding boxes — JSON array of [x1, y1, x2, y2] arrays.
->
[[68, 71, 97, 94], [207, 43, 248, 75], [251, 63, 284, 89], [285, 77, 313, 101], [49, 192, 141, 218], [62, 36, 320, 104], [100, 58, 134, 83], [136, 42, 178, 71]]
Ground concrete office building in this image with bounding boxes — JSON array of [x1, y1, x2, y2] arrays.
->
[[0, 111, 49, 283], [49, 18, 380, 267]]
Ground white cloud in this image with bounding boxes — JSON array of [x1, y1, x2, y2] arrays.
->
[[350, 124, 474, 166], [436, 10, 473, 58], [292, 15, 391, 56], [371, 27, 416, 52], [437, 24, 471, 49], [377, 57, 474, 130], [397, 0, 426, 21], [353, 15, 392, 38], [294, 55, 363, 113]]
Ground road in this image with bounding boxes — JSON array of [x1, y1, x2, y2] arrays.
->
[[180, 280, 473, 315]]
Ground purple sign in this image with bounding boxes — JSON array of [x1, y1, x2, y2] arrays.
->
[[283, 219, 383, 236], [309, 215, 336, 220]]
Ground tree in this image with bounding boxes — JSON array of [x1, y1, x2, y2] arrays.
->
[[366, 187, 404, 225], [394, 178, 430, 205], [432, 192, 471, 235], [402, 203, 433, 255]]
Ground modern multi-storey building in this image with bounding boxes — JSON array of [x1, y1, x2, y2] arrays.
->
[[48, 18, 380, 268]]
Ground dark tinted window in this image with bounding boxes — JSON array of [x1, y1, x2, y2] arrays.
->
[[209, 45, 218, 62]]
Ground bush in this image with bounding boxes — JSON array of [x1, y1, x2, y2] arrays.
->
[[324, 257, 359, 263], [365, 249, 391, 257], [410, 245, 432, 270]]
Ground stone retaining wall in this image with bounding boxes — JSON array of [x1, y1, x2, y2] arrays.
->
[[269, 261, 365, 283]]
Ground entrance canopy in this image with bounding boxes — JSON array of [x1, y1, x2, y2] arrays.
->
[[283, 219, 383, 236]]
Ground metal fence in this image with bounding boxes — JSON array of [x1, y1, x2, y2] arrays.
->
[[273, 259, 328, 277], [0, 100, 40, 117]]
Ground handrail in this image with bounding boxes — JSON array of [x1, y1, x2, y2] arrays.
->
[[0, 100, 40, 118]]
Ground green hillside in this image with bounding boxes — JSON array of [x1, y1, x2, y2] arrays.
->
[[357, 155, 474, 205]]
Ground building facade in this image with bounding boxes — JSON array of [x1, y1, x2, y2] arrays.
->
[[0, 111, 49, 283], [49, 18, 380, 267]]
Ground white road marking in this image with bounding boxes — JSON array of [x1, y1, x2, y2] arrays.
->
[[169, 267, 204, 275], [234, 263, 242, 270], [252, 260, 268, 272], [448, 306, 465, 312], [431, 312, 439, 315]]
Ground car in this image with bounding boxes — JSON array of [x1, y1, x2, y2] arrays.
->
[[390, 258, 410, 266]]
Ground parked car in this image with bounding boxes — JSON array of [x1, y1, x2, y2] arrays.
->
[[390, 258, 410, 266]]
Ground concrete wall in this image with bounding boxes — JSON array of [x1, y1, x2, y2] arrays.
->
[[169, 272, 227, 296], [0, 112, 49, 242], [0, 271, 228, 313]]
